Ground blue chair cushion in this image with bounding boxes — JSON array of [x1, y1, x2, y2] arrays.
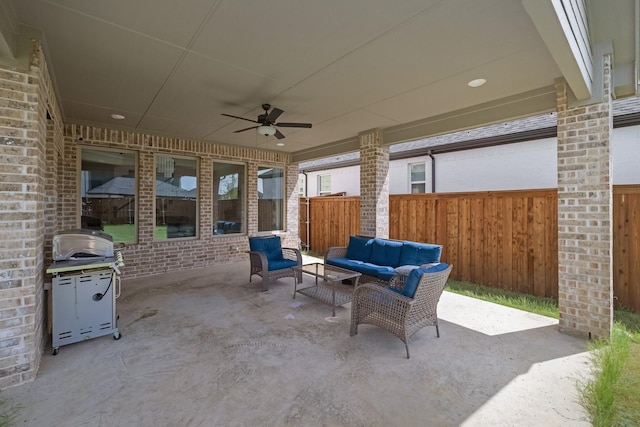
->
[[369, 238, 403, 267], [398, 241, 442, 266], [391, 263, 449, 298], [267, 258, 298, 271], [345, 236, 373, 262], [249, 236, 284, 262]]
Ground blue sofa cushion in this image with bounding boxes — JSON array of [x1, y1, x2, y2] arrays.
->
[[391, 263, 450, 298], [369, 238, 403, 267], [325, 257, 395, 280], [326, 257, 363, 269], [267, 258, 298, 271], [356, 262, 395, 279], [377, 268, 396, 282], [345, 236, 373, 262], [398, 241, 442, 266], [249, 236, 284, 262]]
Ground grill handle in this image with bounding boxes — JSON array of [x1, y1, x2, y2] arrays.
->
[[115, 274, 121, 299]]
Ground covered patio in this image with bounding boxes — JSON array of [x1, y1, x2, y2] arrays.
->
[[0, 0, 638, 396], [3, 257, 590, 426]]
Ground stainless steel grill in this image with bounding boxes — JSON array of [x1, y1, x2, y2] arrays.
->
[[46, 229, 123, 355]]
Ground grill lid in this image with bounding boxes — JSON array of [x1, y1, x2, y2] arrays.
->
[[52, 229, 114, 261]]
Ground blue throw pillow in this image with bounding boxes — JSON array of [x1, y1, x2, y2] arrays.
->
[[369, 238, 403, 267], [345, 236, 373, 262], [398, 241, 442, 266], [399, 263, 449, 298], [249, 236, 284, 262]]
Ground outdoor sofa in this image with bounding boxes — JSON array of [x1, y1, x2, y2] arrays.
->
[[324, 236, 442, 283]]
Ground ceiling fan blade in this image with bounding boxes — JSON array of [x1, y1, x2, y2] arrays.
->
[[266, 107, 284, 123], [233, 125, 259, 133], [274, 129, 285, 139], [221, 113, 259, 124], [276, 122, 312, 128]]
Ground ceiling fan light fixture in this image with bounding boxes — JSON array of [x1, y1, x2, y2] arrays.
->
[[258, 125, 276, 136]]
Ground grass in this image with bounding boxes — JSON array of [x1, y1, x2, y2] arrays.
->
[[444, 279, 640, 427], [445, 279, 559, 318], [581, 324, 640, 427], [101, 224, 167, 242]]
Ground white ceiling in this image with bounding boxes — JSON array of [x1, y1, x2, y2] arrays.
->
[[2, 0, 637, 160]]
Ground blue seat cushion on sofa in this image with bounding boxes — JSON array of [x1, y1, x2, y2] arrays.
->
[[267, 258, 298, 271], [369, 238, 403, 267], [345, 236, 373, 262], [326, 257, 395, 280], [389, 263, 450, 298], [249, 236, 284, 262], [398, 241, 442, 266], [376, 268, 396, 282], [326, 257, 361, 271]]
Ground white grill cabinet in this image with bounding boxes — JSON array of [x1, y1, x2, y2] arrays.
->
[[46, 230, 122, 355]]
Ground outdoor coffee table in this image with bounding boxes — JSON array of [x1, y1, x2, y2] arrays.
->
[[292, 263, 362, 316]]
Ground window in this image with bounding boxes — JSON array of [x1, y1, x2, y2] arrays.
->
[[155, 155, 198, 239], [81, 149, 137, 243], [213, 162, 245, 235], [409, 162, 426, 194], [297, 173, 306, 196], [318, 174, 331, 195], [258, 166, 284, 231]]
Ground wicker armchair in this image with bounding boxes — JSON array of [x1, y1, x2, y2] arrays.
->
[[350, 264, 453, 358], [248, 236, 302, 292]]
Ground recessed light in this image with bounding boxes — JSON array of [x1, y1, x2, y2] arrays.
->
[[276, 142, 285, 147], [110, 114, 126, 120], [467, 78, 487, 88]]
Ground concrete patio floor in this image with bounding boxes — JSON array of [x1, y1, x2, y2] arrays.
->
[[4, 257, 592, 426]]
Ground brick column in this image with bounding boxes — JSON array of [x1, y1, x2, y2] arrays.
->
[[0, 42, 55, 387], [556, 54, 613, 338], [359, 129, 389, 238], [246, 162, 259, 235], [283, 162, 300, 249]]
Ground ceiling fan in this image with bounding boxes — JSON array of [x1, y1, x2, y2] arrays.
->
[[221, 104, 312, 139]]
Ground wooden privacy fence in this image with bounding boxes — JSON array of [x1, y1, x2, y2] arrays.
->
[[300, 186, 640, 311], [614, 185, 640, 312], [390, 190, 558, 298], [299, 196, 360, 252]]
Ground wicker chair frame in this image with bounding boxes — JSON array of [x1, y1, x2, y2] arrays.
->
[[248, 247, 302, 292], [350, 264, 453, 358]]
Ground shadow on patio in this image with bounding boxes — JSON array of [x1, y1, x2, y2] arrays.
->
[[4, 258, 591, 426]]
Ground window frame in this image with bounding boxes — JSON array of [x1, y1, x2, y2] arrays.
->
[[78, 146, 138, 244], [317, 174, 331, 196], [408, 161, 427, 194], [257, 165, 285, 232], [212, 160, 246, 236], [153, 153, 199, 241], [297, 173, 306, 197]]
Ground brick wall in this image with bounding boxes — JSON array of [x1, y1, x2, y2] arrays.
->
[[0, 41, 62, 388], [556, 54, 614, 338], [359, 129, 389, 238], [63, 124, 299, 278]]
